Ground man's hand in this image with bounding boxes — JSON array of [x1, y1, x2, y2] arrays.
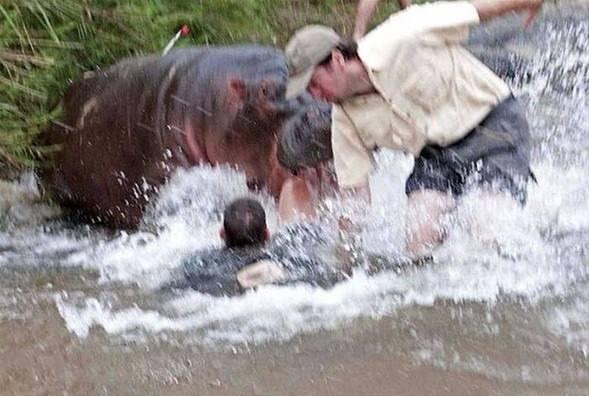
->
[[472, 0, 544, 27]]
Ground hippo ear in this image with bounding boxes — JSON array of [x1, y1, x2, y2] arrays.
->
[[225, 77, 245, 115], [228, 77, 246, 102]]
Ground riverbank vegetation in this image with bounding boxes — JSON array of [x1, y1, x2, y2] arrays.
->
[[0, 0, 407, 174]]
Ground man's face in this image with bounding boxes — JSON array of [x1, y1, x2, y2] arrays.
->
[[307, 52, 348, 102]]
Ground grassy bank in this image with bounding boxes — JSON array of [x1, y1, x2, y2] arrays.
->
[[0, 0, 406, 174]]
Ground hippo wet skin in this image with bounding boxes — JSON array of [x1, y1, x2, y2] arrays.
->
[[41, 46, 301, 228]]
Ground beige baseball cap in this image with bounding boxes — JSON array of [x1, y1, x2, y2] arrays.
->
[[285, 25, 341, 98]]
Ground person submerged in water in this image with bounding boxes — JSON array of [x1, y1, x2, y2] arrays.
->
[[170, 197, 346, 296]]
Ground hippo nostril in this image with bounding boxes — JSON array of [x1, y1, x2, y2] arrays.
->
[[246, 178, 264, 191]]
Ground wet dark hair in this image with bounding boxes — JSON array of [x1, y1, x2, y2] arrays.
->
[[223, 198, 267, 248], [319, 40, 359, 66], [278, 101, 333, 172]]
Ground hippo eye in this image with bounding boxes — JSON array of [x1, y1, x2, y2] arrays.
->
[[247, 178, 264, 191]]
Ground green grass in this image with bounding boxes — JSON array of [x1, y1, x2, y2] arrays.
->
[[0, 0, 406, 173]]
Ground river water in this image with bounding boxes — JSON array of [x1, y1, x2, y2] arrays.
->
[[1, 5, 588, 395]]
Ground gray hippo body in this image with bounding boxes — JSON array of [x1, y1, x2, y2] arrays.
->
[[42, 46, 304, 228]]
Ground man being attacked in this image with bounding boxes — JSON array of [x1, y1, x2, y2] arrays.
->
[[283, 0, 542, 259], [172, 197, 345, 296]]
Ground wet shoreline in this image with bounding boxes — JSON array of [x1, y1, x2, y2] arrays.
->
[[2, 265, 589, 395], [2, 291, 589, 395]]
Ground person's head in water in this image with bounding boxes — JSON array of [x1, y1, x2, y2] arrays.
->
[[220, 198, 270, 248]]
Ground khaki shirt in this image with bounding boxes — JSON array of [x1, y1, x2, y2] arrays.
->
[[332, 1, 511, 188]]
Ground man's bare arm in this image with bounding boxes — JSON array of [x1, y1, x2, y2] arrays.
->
[[353, 0, 411, 40], [471, 0, 543, 26], [353, 0, 381, 40]]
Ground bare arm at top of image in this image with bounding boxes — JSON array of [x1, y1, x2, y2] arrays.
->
[[471, 0, 543, 26], [353, 0, 542, 41], [353, 0, 412, 40]]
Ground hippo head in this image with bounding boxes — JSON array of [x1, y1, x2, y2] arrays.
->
[[198, 78, 293, 194], [254, 77, 286, 115], [182, 47, 311, 196], [235, 77, 302, 129], [228, 83, 319, 194]]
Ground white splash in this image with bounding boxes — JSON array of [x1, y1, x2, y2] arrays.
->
[[52, 159, 589, 346]]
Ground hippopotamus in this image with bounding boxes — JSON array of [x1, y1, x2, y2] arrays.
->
[[41, 46, 305, 228]]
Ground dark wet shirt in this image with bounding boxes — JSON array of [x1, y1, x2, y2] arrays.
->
[[175, 224, 345, 296]]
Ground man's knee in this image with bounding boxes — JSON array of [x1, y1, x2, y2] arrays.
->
[[407, 190, 456, 218], [405, 189, 456, 257]]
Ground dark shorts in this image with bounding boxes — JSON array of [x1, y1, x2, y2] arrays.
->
[[405, 95, 533, 203]]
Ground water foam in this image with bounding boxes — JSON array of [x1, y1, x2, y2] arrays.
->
[[53, 158, 589, 344]]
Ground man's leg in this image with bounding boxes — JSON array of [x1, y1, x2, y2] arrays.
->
[[404, 95, 531, 258], [405, 189, 456, 258]]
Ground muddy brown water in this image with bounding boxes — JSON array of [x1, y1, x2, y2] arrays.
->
[[1, 268, 587, 395]]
